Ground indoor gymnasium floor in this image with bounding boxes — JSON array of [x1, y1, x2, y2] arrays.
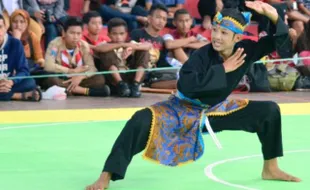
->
[[0, 92, 309, 190]]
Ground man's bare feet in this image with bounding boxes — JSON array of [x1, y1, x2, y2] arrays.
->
[[262, 159, 301, 182], [86, 172, 111, 190], [262, 168, 301, 182]]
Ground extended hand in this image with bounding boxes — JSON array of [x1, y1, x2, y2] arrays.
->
[[245, 1, 278, 24], [63, 75, 84, 92], [0, 79, 13, 93], [223, 48, 246, 73], [122, 47, 133, 60]]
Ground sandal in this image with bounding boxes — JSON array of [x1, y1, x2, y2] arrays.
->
[[21, 87, 42, 102]]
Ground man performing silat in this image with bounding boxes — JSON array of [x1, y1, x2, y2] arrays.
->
[[86, 1, 301, 189]]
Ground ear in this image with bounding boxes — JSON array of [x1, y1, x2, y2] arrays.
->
[[172, 19, 176, 27], [234, 34, 243, 43], [61, 29, 65, 37]]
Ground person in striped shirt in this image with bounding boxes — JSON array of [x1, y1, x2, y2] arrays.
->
[[42, 16, 111, 97]]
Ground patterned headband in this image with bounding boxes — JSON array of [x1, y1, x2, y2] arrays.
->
[[213, 11, 252, 34]]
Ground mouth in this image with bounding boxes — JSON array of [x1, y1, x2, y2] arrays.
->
[[212, 41, 222, 47]]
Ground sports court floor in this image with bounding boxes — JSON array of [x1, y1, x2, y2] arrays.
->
[[0, 92, 309, 190]]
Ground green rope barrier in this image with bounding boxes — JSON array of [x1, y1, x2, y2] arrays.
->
[[4, 56, 309, 80]]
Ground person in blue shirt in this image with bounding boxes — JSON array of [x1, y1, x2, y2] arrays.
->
[[0, 14, 41, 101]]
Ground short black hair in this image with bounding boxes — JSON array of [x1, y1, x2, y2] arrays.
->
[[107, 18, 128, 33], [174, 9, 191, 20], [0, 14, 5, 25], [82, 11, 101, 24], [149, 4, 169, 15], [220, 8, 247, 26], [63, 16, 83, 32]]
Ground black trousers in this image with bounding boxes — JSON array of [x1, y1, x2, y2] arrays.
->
[[103, 100, 283, 181]]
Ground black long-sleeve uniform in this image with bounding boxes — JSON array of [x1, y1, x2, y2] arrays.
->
[[102, 17, 291, 181]]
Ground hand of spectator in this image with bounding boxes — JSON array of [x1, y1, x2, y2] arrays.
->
[[11, 29, 23, 40], [136, 16, 148, 25], [34, 10, 46, 22], [202, 16, 212, 30], [0, 79, 13, 93], [122, 47, 133, 60], [223, 48, 246, 73], [69, 65, 90, 74], [168, 12, 174, 18], [216, 0, 224, 12], [188, 36, 198, 43], [63, 76, 84, 92], [245, 1, 278, 24], [51, 16, 56, 23]]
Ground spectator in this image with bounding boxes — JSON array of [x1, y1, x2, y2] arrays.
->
[[24, 0, 68, 48], [9, 9, 44, 74], [163, 9, 209, 67], [42, 16, 110, 97], [130, 4, 177, 89], [145, 0, 185, 28], [83, 0, 148, 31], [82, 11, 110, 69], [82, 11, 110, 47], [94, 18, 151, 97], [0, 14, 41, 102], [0, 0, 44, 38]]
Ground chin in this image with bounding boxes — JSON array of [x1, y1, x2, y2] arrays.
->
[[212, 44, 222, 52]]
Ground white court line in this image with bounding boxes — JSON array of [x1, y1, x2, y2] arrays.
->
[[204, 149, 310, 190], [0, 119, 126, 131]]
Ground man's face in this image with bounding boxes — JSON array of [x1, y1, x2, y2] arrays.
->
[[108, 26, 127, 43], [211, 25, 240, 52], [87, 16, 102, 35], [0, 20, 7, 43], [148, 10, 168, 31], [64, 26, 83, 48], [174, 14, 192, 35]]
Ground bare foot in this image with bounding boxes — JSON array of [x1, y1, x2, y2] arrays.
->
[[262, 168, 301, 182], [86, 172, 111, 190]]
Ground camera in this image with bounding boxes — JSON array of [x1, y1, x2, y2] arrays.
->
[[45, 10, 54, 23]]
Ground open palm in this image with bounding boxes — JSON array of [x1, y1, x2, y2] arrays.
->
[[245, 1, 278, 22], [245, 1, 276, 15]]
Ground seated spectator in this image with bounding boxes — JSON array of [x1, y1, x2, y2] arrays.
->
[[82, 11, 110, 69], [145, 0, 184, 16], [24, 0, 68, 48], [264, 0, 309, 35], [145, 0, 185, 28], [0, 14, 41, 102], [82, 11, 110, 47], [0, 0, 44, 37], [83, 0, 148, 31], [94, 18, 151, 97], [130, 4, 177, 89], [163, 9, 209, 67], [266, 27, 310, 91], [9, 9, 44, 74], [43, 16, 110, 97]]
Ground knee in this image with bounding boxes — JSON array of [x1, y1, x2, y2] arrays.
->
[[264, 101, 281, 116], [130, 108, 152, 128], [24, 78, 37, 91]]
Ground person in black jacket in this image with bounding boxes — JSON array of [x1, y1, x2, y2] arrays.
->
[[86, 2, 300, 190]]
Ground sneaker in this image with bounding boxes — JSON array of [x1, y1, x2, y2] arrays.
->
[[117, 81, 131, 97], [130, 81, 142, 98]]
